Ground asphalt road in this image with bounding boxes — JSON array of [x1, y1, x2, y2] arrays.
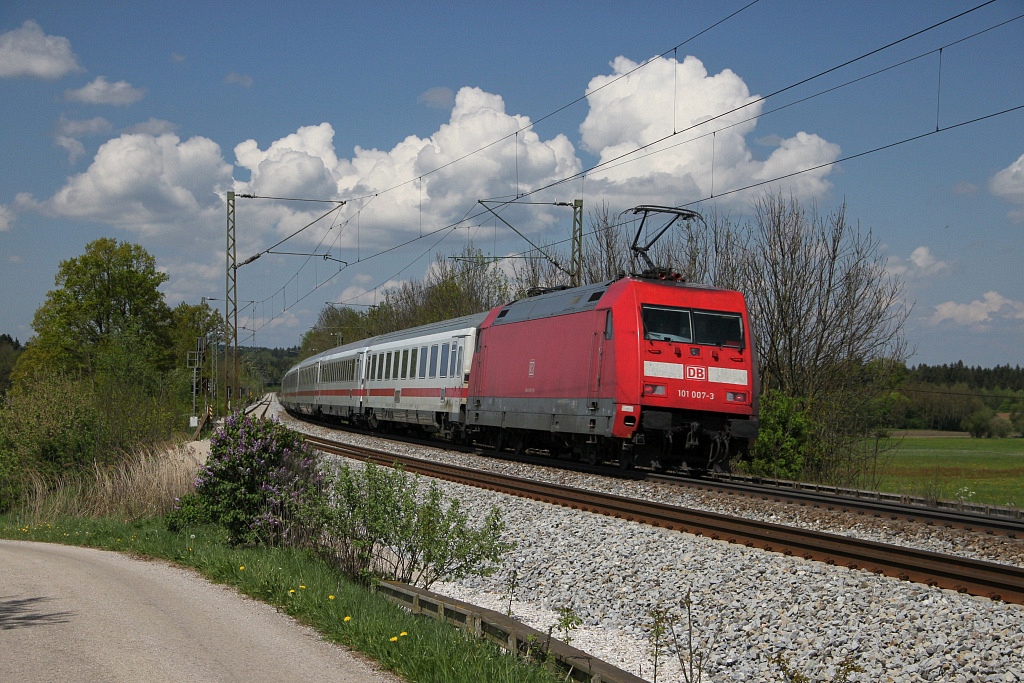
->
[[0, 540, 404, 682]]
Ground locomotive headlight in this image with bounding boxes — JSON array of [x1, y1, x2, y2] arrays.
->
[[726, 391, 747, 402], [644, 384, 666, 396]]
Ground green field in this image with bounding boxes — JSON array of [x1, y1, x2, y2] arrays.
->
[[871, 433, 1024, 508]]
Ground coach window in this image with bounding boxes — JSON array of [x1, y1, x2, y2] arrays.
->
[[429, 344, 439, 378], [439, 343, 450, 378], [604, 310, 614, 340], [419, 346, 428, 378], [369, 354, 377, 381], [449, 343, 459, 378], [410, 348, 418, 379]]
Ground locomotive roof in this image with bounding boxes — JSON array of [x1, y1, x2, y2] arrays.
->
[[490, 280, 614, 326], [489, 276, 736, 327]]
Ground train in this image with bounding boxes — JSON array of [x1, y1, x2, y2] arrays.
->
[[280, 268, 760, 473]]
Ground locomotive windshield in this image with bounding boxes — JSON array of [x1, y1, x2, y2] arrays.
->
[[642, 305, 744, 348], [692, 310, 744, 349], [642, 305, 692, 343]]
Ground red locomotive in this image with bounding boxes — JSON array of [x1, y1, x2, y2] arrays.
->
[[281, 206, 759, 472]]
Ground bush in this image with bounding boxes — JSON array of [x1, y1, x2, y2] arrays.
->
[[183, 414, 509, 588], [313, 460, 510, 588], [194, 412, 318, 545], [963, 408, 995, 438], [746, 391, 815, 480], [165, 492, 212, 532], [990, 416, 1012, 439], [0, 372, 98, 512]]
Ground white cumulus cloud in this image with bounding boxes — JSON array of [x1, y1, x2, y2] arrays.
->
[[0, 20, 81, 79], [124, 118, 179, 135], [36, 132, 232, 236], [579, 54, 840, 206], [888, 245, 951, 279], [0, 204, 14, 231], [56, 115, 112, 137], [65, 76, 146, 105], [224, 72, 253, 88], [233, 87, 581, 252], [930, 291, 1024, 326], [53, 115, 112, 163], [418, 86, 454, 109], [989, 152, 1024, 224]]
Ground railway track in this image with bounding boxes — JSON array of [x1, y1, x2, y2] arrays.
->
[[651, 474, 1024, 539], [294, 412, 1024, 539], [301, 431, 1024, 605]]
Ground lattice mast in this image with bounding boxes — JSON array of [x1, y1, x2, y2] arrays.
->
[[225, 191, 237, 416]]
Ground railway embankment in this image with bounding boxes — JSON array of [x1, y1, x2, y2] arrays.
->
[[274, 398, 1024, 682]]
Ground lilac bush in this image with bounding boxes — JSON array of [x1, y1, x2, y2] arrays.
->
[[193, 411, 320, 546]]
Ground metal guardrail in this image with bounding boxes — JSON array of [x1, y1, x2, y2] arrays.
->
[[374, 581, 647, 683]]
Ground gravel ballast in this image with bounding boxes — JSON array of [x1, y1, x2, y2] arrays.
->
[[273, 401, 1024, 682]]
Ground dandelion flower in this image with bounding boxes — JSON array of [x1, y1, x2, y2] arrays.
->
[[289, 589, 295, 594], [400, 632, 407, 637], [329, 595, 335, 600], [300, 585, 305, 589], [390, 637, 398, 642], [239, 566, 245, 570], [344, 616, 351, 622]]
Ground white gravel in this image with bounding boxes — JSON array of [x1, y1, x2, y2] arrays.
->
[[271, 399, 1024, 682]]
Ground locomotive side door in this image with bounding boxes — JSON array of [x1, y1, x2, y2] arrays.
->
[[586, 311, 608, 411]]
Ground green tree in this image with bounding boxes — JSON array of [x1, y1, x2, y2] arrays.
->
[[0, 334, 22, 397], [169, 301, 222, 366], [13, 238, 173, 383]]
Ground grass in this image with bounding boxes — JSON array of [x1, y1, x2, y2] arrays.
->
[[871, 433, 1024, 508], [0, 515, 560, 683]]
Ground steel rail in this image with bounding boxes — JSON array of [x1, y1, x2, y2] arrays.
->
[[650, 474, 1024, 538], [304, 433, 1024, 604], [293, 411, 1021, 537]]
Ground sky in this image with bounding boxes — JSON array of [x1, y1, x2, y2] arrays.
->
[[1, 0, 1022, 368]]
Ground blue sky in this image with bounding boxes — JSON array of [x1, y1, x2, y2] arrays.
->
[[1, 1, 1022, 367]]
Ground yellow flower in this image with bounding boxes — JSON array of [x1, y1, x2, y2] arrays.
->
[[400, 632, 407, 637], [300, 585, 305, 589], [239, 566, 245, 570], [289, 589, 295, 594], [329, 595, 335, 600], [344, 616, 351, 622], [390, 637, 398, 642]]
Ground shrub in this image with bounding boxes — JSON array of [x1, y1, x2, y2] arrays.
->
[[963, 408, 995, 438], [165, 492, 212, 532], [313, 460, 510, 588], [194, 412, 318, 545], [990, 416, 1012, 439], [0, 372, 98, 512], [746, 391, 815, 480]]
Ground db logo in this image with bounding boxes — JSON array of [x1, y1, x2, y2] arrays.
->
[[685, 365, 707, 381]]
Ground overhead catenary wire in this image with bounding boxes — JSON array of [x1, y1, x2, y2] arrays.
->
[[242, 1, 1019, 336]]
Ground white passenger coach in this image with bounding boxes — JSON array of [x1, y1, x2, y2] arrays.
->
[[280, 312, 488, 438]]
